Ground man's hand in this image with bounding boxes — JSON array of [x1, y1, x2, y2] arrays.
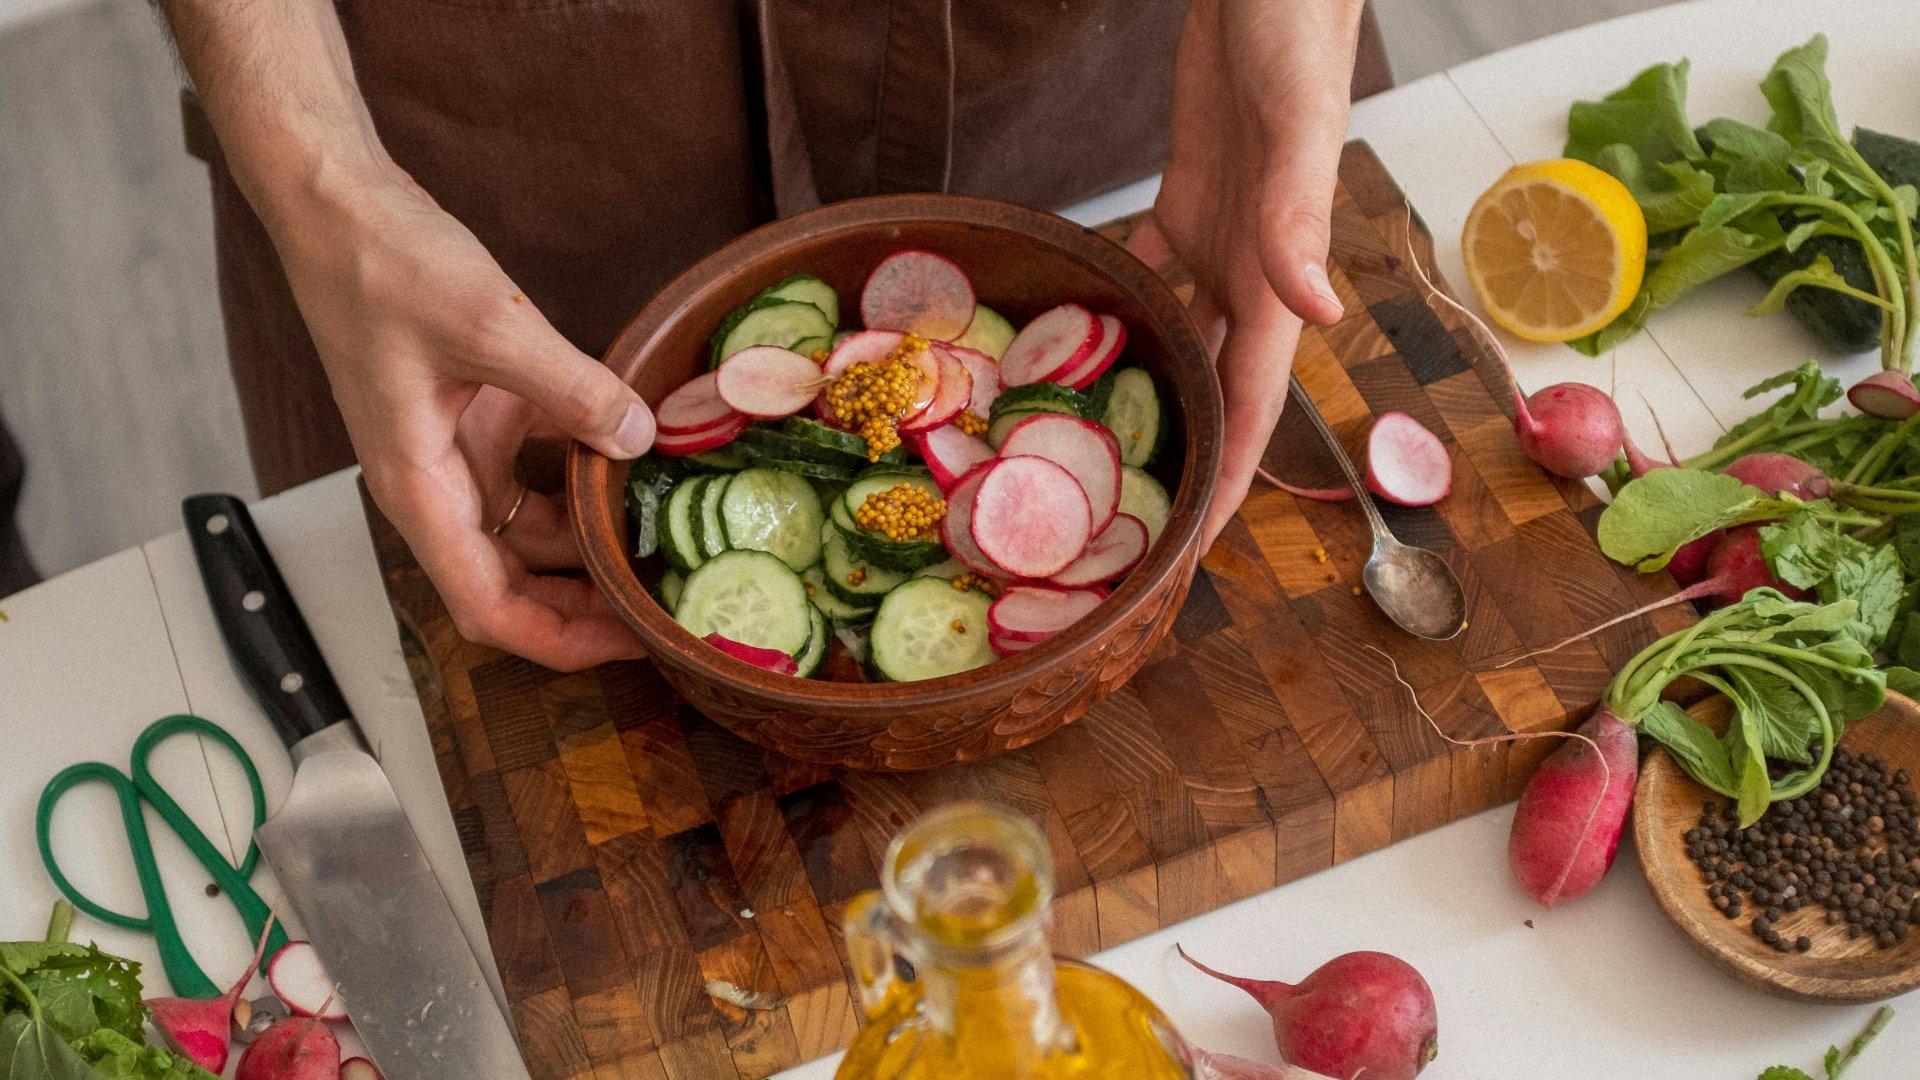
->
[[1131, 0, 1366, 549]]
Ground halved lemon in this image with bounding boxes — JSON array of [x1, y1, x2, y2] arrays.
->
[[1461, 159, 1647, 342]]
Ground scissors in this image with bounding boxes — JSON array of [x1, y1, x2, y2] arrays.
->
[[36, 713, 288, 999]]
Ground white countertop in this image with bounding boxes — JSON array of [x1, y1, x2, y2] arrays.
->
[[5, 0, 1917, 1075]]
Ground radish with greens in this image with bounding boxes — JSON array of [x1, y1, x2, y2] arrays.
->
[[234, 990, 341, 1080], [1721, 452, 1825, 498], [1507, 710, 1638, 906], [1511, 382, 1624, 479], [860, 250, 975, 340], [146, 915, 281, 1073], [1176, 945, 1438, 1080]]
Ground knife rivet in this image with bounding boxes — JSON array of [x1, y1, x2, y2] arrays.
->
[[280, 672, 305, 694], [242, 590, 266, 612], [206, 514, 230, 535]]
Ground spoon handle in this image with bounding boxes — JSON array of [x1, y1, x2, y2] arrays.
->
[[1286, 374, 1395, 545]]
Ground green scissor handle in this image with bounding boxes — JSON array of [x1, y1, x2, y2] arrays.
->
[[35, 714, 288, 999]]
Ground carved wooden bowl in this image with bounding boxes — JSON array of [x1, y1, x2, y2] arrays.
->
[[568, 194, 1221, 771]]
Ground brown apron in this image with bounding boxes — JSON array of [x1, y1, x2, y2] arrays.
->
[[194, 0, 1391, 496]]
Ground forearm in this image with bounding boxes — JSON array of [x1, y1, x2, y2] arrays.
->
[[157, 0, 392, 234]]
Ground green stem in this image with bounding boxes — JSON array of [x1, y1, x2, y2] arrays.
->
[[1803, 277, 1897, 310], [1830, 1005, 1896, 1079], [1853, 140, 1920, 373], [44, 901, 72, 945], [1855, 411, 1920, 486], [1682, 419, 1843, 471], [1692, 652, 1835, 803], [0, 966, 40, 1022], [1777, 195, 1908, 366]]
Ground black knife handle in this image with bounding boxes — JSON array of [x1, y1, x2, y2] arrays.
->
[[183, 493, 352, 749]]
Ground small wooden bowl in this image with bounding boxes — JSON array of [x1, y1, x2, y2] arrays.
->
[[568, 194, 1221, 771], [1635, 692, 1920, 1002]]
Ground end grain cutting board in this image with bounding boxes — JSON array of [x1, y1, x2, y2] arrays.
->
[[361, 142, 1693, 1080]]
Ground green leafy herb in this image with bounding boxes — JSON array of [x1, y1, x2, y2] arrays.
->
[[1754, 1005, 1892, 1080]]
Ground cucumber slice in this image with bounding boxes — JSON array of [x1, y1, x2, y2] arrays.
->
[[912, 557, 969, 581], [1118, 465, 1171, 546], [740, 425, 866, 466], [990, 382, 1088, 419], [662, 477, 707, 573], [952, 303, 1016, 360], [743, 454, 862, 483], [1100, 368, 1164, 468], [869, 578, 995, 682], [821, 523, 909, 601], [717, 467, 825, 571], [658, 568, 685, 614], [711, 299, 834, 368], [1080, 368, 1119, 422], [676, 550, 812, 655], [761, 274, 840, 327], [793, 603, 831, 677], [986, 406, 1077, 449], [696, 476, 732, 559], [779, 416, 872, 459], [804, 565, 878, 627], [685, 445, 750, 472], [791, 335, 832, 357], [837, 472, 950, 572]]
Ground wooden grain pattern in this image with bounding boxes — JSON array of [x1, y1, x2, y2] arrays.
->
[[1635, 693, 1920, 1003], [360, 142, 1687, 1079]]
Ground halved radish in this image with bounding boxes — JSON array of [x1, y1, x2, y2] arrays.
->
[[970, 456, 1093, 579], [653, 413, 749, 456], [1847, 370, 1920, 420], [1000, 304, 1101, 385], [655, 371, 736, 435], [996, 413, 1122, 533], [703, 633, 800, 676], [1365, 411, 1452, 507], [990, 634, 1038, 658], [340, 1059, 385, 1080], [941, 343, 1002, 418], [1056, 314, 1127, 389], [267, 941, 349, 1022], [715, 345, 822, 419], [861, 251, 975, 340], [989, 585, 1108, 642], [899, 346, 973, 433], [939, 464, 1004, 577], [1049, 513, 1148, 587], [910, 424, 995, 490]]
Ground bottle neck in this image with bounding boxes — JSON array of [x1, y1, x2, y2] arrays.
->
[[915, 927, 1074, 1062]]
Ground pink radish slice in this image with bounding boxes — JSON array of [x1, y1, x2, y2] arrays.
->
[[653, 414, 749, 456], [990, 634, 1038, 658], [1364, 411, 1452, 506], [703, 633, 800, 675], [814, 330, 905, 422], [988, 585, 1108, 642], [942, 343, 1003, 417], [1049, 513, 1149, 587], [656, 372, 736, 435], [268, 941, 350, 1022], [910, 424, 995, 490], [970, 456, 1093, 578], [996, 413, 1122, 533], [940, 465, 1005, 577], [1847, 370, 1920, 420], [860, 250, 976, 340], [340, 1059, 386, 1080], [715, 345, 822, 419], [1057, 314, 1127, 389], [1000, 304, 1101, 385], [900, 346, 974, 433]]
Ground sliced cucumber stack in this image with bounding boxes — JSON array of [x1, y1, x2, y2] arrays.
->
[[793, 603, 831, 677], [709, 274, 841, 368], [820, 524, 909, 602], [869, 577, 995, 681], [835, 471, 949, 572], [675, 549, 813, 655], [803, 564, 878, 627], [662, 477, 708, 572]]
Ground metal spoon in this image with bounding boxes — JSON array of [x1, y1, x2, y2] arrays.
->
[[1286, 374, 1467, 640]]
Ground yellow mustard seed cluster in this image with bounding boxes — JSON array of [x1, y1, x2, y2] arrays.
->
[[855, 483, 945, 543], [809, 347, 832, 364], [949, 573, 1000, 597], [950, 618, 969, 634], [955, 409, 988, 437], [844, 567, 867, 587], [825, 333, 929, 460]]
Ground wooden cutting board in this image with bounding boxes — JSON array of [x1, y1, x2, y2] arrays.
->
[[360, 142, 1694, 1080]]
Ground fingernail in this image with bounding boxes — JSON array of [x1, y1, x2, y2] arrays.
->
[[1305, 263, 1343, 316], [612, 402, 654, 458]]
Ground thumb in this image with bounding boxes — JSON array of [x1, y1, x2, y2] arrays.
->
[[1252, 82, 1354, 329], [478, 322, 655, 460]]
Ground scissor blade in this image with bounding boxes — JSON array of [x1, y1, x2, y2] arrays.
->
[[257, 742, 530, 1080]]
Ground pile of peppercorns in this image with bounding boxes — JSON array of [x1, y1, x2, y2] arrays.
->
[[1685, 747, 1920, 954]]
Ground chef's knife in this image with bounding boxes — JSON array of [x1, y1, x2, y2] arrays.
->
[[184, 493, 531, 1080]]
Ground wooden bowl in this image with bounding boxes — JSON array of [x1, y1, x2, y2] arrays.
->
[[1635, 692, 1920, 1002], [567, 194, 1221, 771]]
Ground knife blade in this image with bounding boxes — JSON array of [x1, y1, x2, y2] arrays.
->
[[184, 493, 531, 1080]]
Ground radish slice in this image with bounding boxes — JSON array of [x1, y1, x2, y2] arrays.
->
[[1056, 314, 1127, 389], [703, 633, 800, 675], [860, 251, 975, 340], [340, 1059, 385, 1080], [989, 585, 1108, 642], [655, 371, 736, 435], [1001, 304, 1101, 385], [653, 413, 749, 456], [996, 413, 1122, 533], [267, 942, 350, 1022], [1049, 513, 1149, 587], [1847, 370, 1920, 420], [910, 424, 995, 490], [939, 465, 1004, 577], [942, 343, 1002, 418], [970, 456, 1093, 579], [990, 634, 1038, 658], [1364, 411, 1452, 507], [899, 346, 973, 433], [822, 329, 906, 377], [715, 345, 822, 419]]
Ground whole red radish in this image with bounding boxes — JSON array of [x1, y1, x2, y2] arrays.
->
[[1176, 945, 1438, 1080], [146, 914, 279, 1072], [233, 1010, 340, 1080], [1508, 709, 1637, 906], [1721, 453, 1824, 499], [1666, 533, 1719, 587], [1512, 383, 1624, 479], [1701, 525, 1807, 604]]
